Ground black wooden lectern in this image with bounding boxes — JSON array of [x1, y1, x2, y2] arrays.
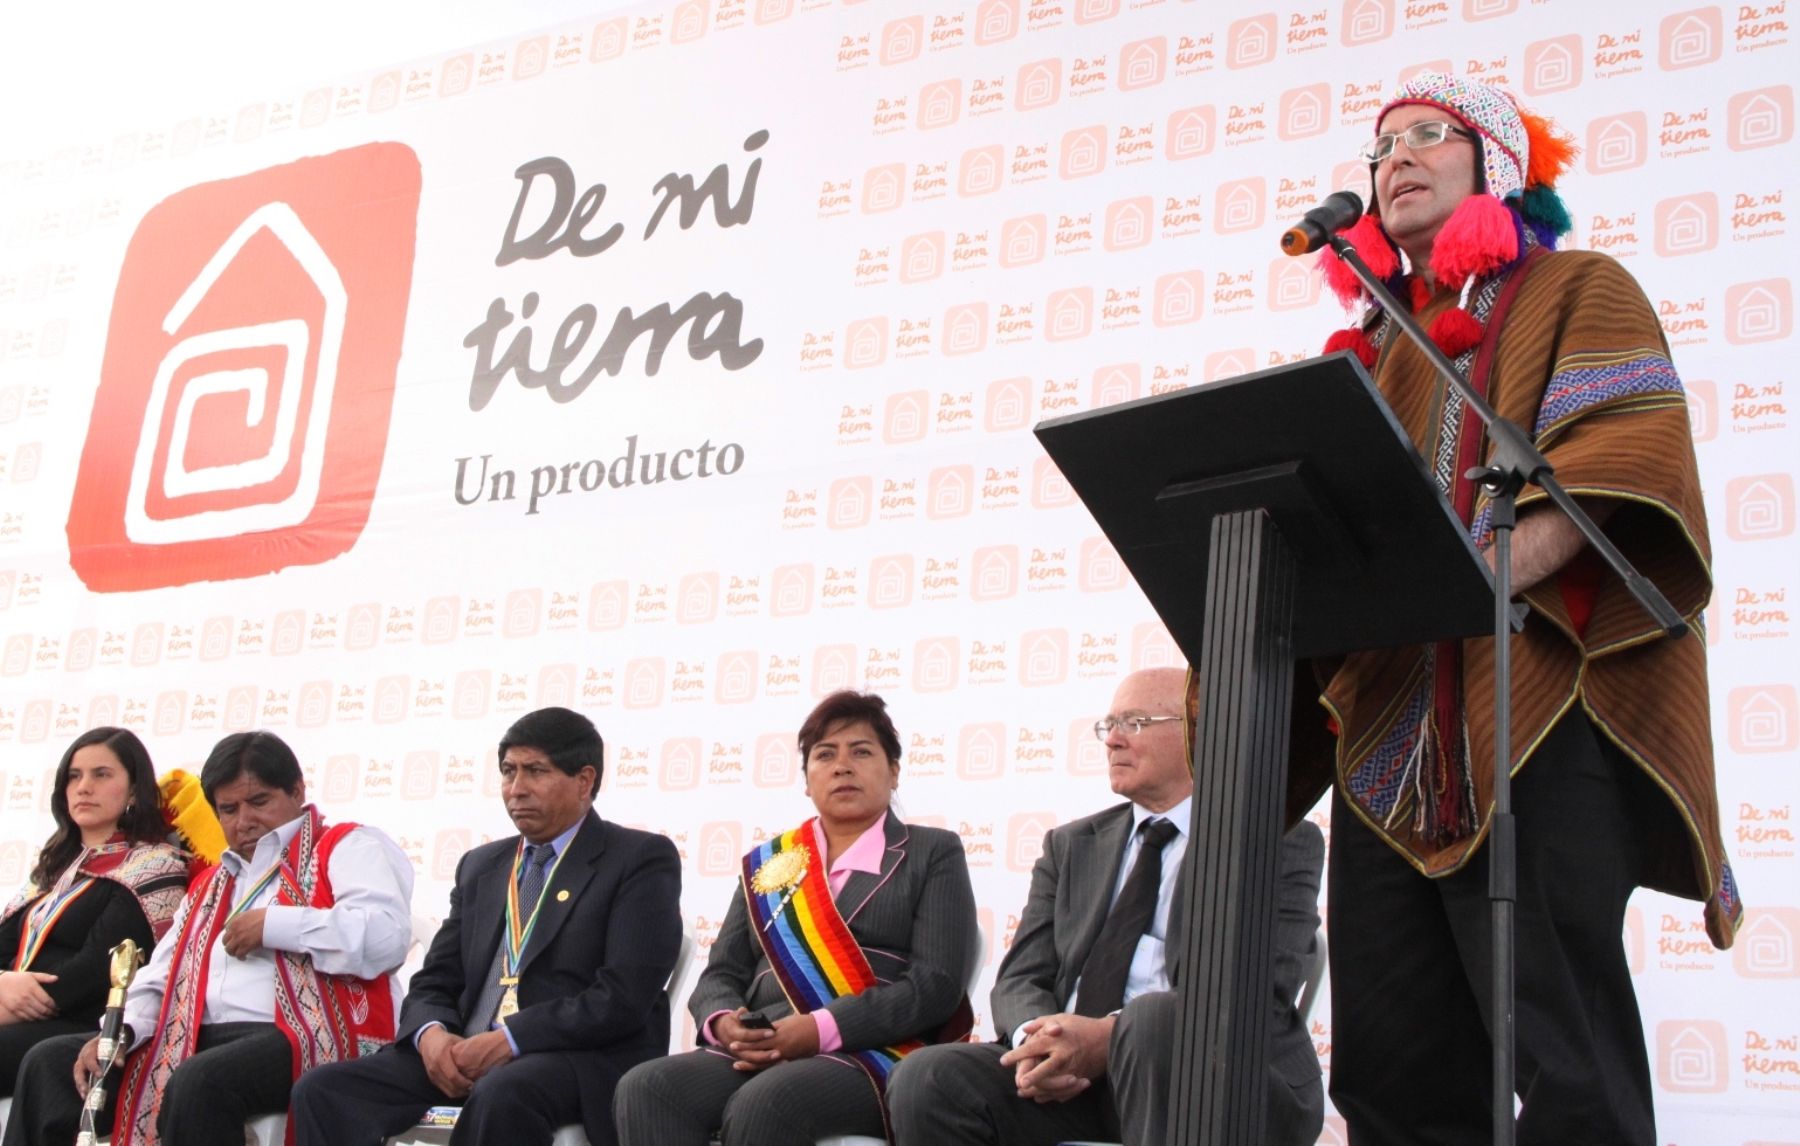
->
[[1034, 351, 1495, 1146]]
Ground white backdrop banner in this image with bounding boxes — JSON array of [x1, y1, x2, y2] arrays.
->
[[1, 1, 1795, 1140]]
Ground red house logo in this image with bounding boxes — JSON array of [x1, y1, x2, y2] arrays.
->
[[66, 144, 420, 591]]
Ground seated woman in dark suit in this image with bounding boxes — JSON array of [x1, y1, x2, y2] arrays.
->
[[615, 691, 978, 1146], [0, 728, 190, 1097]]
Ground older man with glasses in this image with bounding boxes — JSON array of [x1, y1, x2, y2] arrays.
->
[[887, 666, 1324, 1146]]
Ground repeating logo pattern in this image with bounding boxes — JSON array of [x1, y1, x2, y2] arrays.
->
[[1, 5, 1793, 1132]]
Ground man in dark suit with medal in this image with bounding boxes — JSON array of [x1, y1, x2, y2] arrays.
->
[[289, 707, 683, 1146]]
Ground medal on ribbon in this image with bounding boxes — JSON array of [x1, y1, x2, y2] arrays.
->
[[496, 981, 521, 1022], [498, 840, 570, 1023], [749, 846, 809, 932]]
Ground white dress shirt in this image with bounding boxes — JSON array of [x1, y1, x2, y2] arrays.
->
[[1083, 796, 1192, 1008], [123, 812, 414, 1048], [1013, 797, 1192, 1046]]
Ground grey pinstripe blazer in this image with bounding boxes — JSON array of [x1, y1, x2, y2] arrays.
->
[[991, 803, 1324, 1089], [687, 811, 977, 1052]]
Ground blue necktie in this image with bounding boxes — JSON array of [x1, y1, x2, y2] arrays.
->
[[517, 843, 554, 919], [474, 842, 557, 1029]]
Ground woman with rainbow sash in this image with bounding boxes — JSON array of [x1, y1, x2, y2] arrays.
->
[[615, 691, 978, 1146], [0, 728, 190, 1097]]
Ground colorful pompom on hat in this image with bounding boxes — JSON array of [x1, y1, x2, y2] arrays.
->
[[1319, 70, 1577, 364]]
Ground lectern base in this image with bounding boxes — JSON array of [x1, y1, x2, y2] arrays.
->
[[1168, 508, 1297, 1146]]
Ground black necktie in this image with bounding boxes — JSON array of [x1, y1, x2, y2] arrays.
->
[[1073, 817, 1180, 1018]]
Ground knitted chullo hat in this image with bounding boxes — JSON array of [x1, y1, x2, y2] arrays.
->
[[1320, 70, 1576, 365]]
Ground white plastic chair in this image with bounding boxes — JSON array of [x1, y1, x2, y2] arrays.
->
[[386, 928, 700, 1146], [1296, 926, 1329, 1024], [398, 909, 441, 997], [0, 1096, 11, 1136], [389, 1108, 588, 1146], [665, 927, 702, 1019]]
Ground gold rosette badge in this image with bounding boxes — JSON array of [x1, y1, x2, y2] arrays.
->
[[752, 848, 808, 894], [752, 847, 810, 931]]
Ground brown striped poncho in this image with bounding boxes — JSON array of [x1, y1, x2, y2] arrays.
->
[[1294, 249, 1740, 950]]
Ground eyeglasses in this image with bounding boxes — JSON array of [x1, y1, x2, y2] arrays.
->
[[1358, 120, 1473, 164], [1092, 714, 1182, 741]]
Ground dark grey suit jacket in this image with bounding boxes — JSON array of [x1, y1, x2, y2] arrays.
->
[[991, 804, 1324, 1092], [397, 808, 683, 1142], [688, 812, 977, 1052]]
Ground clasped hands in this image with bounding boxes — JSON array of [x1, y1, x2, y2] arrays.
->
[[417, 1026, 516, 1099], [998, 1012, 1114, 1104], [0, 969, 59, 1023], [711, 1008, 820, 1072]]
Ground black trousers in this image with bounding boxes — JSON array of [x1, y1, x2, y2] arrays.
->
[[613, 1048, 886, 1146], [289, 1043, 588, 1146], [0, 1018, 90, 1099], [2, 1022, 290, 1146], [1328, 710, 1658, 1145], [887, 1040, 1119, 1146]]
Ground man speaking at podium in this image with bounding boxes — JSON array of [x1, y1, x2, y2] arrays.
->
[[1299, 72, 1738, 1144]]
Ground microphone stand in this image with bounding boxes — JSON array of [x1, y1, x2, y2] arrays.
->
[[1323, 234, 1687, 1146], [78, 938, 144, 1146]]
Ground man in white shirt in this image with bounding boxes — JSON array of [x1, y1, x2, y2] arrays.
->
[[887, 667, 1325, 1146], [2, 730, 413, 1146]]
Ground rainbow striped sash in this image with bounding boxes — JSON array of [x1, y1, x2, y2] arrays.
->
[[14, 877, 96, 970], [742, 820, 922, 1131]]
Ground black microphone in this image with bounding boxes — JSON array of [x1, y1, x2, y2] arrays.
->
[[1279, 191, 1364, 256]]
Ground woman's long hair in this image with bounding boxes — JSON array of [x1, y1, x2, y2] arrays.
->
[[27, 727, 170, 889]]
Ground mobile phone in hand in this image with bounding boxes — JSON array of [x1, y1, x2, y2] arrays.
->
[[739, 1010, 774, 1030]]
